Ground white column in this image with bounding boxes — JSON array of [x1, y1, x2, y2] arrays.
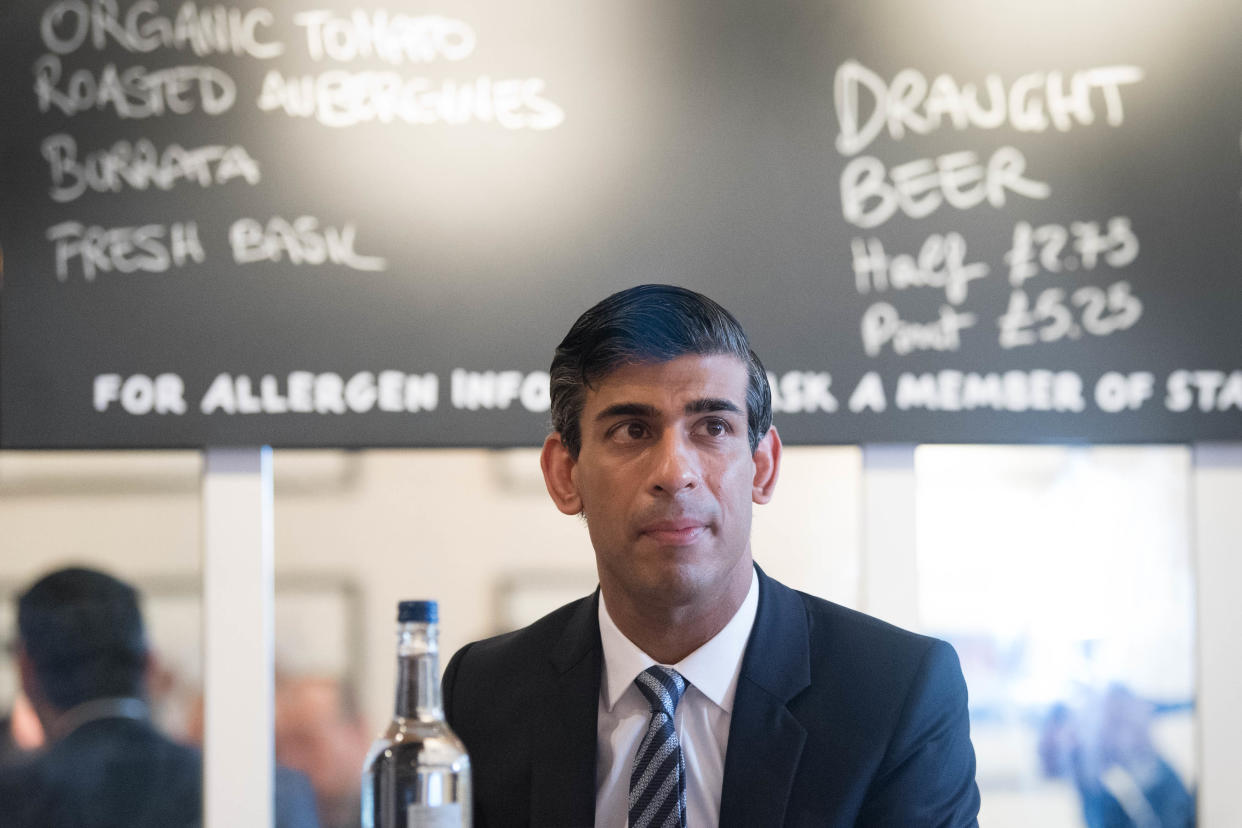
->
[[860, 444, 918, 630], [202, 447, 274, 828], [1192, 442, 1242, 828]]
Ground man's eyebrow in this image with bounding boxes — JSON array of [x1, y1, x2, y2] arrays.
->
[[594, 402, 659, 421], [685, 398, 743, 415]]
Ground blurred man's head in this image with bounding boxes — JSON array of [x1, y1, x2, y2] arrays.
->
[[275, 676, 370, 828], [16, 567, 148, 721]]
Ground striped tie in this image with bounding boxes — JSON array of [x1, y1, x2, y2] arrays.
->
[[629, 666, 688, 828]]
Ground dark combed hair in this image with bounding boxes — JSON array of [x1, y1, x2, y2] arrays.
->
[[549, 284, 772, 458], [17, 567, 148, 711]]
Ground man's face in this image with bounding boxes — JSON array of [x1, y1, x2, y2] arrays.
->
[[544, 354, 778, 617], [274, 678, 370, 799]]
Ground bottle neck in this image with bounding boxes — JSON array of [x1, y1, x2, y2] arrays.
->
[[394, 621, 442, 720]]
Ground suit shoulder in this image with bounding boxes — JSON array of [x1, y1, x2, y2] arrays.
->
[[795, 586, 944, 658], [769, 592, 979, 822], [449, 593, 595, 671], [443, 592, 598, 752], [778, 583, 965, 700]]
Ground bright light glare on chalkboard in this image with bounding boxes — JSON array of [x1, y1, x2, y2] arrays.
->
[[915, 445, 1196, 828]]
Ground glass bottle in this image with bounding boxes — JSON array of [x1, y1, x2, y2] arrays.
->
[[362, 600, 471, 828]]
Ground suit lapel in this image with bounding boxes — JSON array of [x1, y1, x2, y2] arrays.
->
[[530, 592, 602, 827], [719, 567, 810, 828]]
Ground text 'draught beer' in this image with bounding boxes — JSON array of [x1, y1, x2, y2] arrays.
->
[[362, 600, 471, 828]]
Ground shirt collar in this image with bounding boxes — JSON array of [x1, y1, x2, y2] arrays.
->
[[50, 696, 148, 742], [599, 566, 759, 713]]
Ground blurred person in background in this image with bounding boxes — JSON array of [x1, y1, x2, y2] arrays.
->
[[1085, 684, 1194, 828], [0, 566, 320, 828], [1038, 684, 1194, 828], [274, 674, 372, 828]]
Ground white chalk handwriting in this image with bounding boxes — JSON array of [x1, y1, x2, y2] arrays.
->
[[42, 133, 260, 202], [47, 219, 205, 280], [851, 231, 988, 305], [861, 302, 978, 357], [1006, 216, 1139, 287], [229, 215, 388, 271], [40, 0, 281, 58], [997, 281, 1143, 348], [835, 61, 1144, 155], [256, 69, 564, 130], [293, 10, 475, 64], [841, 146, 1050, 229], [34, 55, 236, 118]]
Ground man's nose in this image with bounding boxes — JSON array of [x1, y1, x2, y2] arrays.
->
[[648, 432, 700, 494]]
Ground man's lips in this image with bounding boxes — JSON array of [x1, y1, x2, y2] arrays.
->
[[640, 520, 708, 545]]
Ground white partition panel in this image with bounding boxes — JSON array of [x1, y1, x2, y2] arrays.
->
[[1193, 443, 1242, 828], [203, 447, 274, 828], [860, 445, 918, 630]]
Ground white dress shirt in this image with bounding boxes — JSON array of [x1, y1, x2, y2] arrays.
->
[[595, 568, 759, 827]]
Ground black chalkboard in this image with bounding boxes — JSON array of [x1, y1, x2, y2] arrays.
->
[[3, 0, 1241, 448]]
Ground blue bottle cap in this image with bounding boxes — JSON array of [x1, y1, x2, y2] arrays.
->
[[398, 600, 438, 623]]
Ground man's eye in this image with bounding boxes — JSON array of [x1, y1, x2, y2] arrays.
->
[[611, 422, 649, 442], [699, 418, 729, 438]]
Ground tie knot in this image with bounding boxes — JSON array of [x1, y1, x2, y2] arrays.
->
[[634, 666, 686, 718]]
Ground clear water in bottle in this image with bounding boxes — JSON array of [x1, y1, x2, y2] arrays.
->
[[361, 600, 471, 828]]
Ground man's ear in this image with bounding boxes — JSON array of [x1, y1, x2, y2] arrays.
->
[[144, 650, 173, 701], [540, 433, 583, 515], [15, 643, 38, 705], [15, 642, 52, 733], [751, 425, 781, 505]]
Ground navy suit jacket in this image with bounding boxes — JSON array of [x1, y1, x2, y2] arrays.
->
[[444, 566, 980, 827], [0, 715, 320, 828]]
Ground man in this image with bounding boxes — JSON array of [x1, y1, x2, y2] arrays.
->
[[443, 285, 980, 826], [0, 566, 320, 828], [274, 675, 372, 828]]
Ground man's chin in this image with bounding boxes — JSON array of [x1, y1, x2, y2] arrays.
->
[[632, 562, 721, 609]]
